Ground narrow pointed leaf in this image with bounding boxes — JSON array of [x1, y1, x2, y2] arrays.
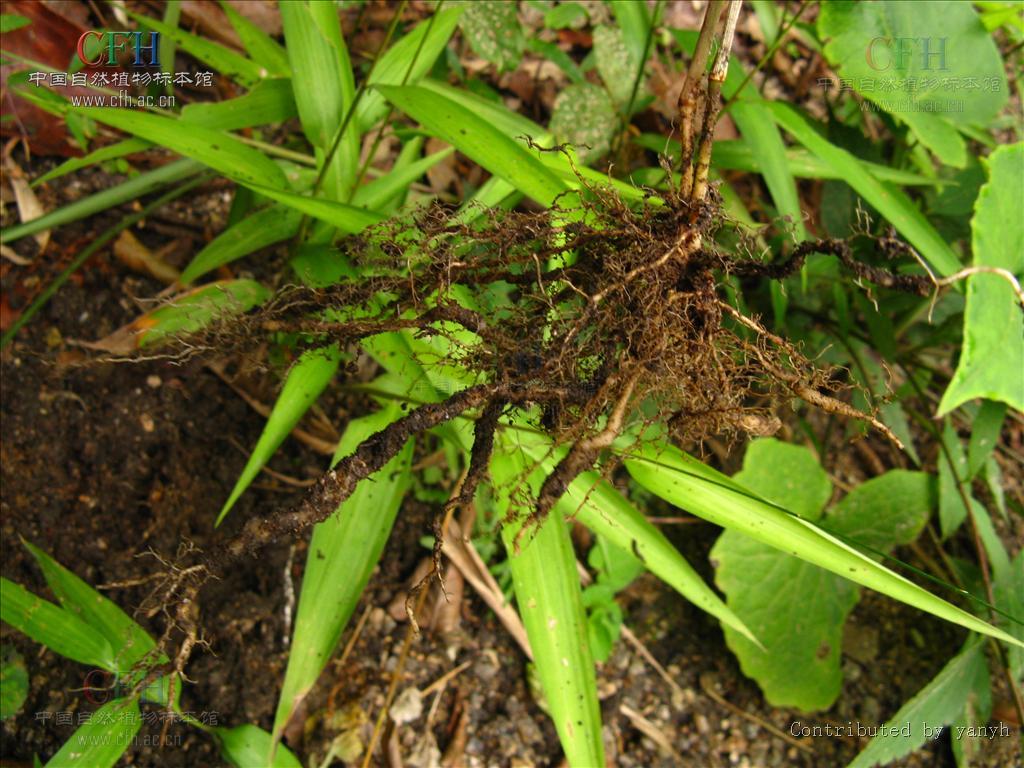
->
[[493, 438, 604, 768], [624, 441, 1023, 648], [0, 578, 115, 671], [85, 280, 270, 355], [350, 147, 455, 210], [377, 85, 568, 207], [33, 139, 150, 185], [126, 10, 264, 86], [180, 78, 297, 131], [512, 433, 758, 645], [180, 205, 303, 284], [45, 697, 141, 768], [220, 1, 290, 77], [635, 134, 940, 186], [730, 101, 807, 240], [767, 102, 961, 276], [848, 639, 989, 768], [32, 80, 296, 188], [76, 108, 286, 189], [215, 724, 301, 768], [357, 7, 465, 132], [270, 404, 412, 748], [22, 542, 158, 671], [2, 159, 201, 244], [250, 185, 384, 234], [280, 0, 358, 201], [218, 347, 342, 525]]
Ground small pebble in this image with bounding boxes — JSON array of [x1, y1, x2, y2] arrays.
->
[[695, 714, 710, 734], [140, 413, 155, 432], [389, 687, 423, 725], [146, 375, 162, 388]]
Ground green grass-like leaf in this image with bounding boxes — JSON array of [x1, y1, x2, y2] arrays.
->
[[377, 84, 569, 207], [280, 0, 358, 201], [250, 185, 385, 233], [180, 78, 298, 132], [2, 159, 201, 245], [220, 1, 290, 77], [22, 542, 159, 672], [848, 639, 989, 768], [87, 279, 270, 354], [634, 134, 941, 186], [270, 404, 413, 756], [44, 697, 141, 768], [0, 578, 116, 671], [76, 108, 285, 189], [730, 101, 808, 241], [493, 437, 605, 768], [126, 9, 265, 87], [33, 138, 150, 186], [511, 430, 759, 646], [624, 440, 1023, 648], [767, 102, 961, 276], [217, 347, 343, 525], [351, 146, 455, 209], [357, 7, 465, 133], [180, 205, 302, 284], [215, 724, 301, 768]]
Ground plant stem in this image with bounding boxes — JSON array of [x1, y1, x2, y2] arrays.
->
[[938, 431, 1024, 729], [235, 136, 316, 166], [677, 0, 726, 198], [690, 0, 742, 204]]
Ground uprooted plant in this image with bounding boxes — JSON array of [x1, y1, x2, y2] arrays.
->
[[125, 120, 941, 739]]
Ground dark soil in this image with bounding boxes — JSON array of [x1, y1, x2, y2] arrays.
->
[[1, 183, 1020, 768]]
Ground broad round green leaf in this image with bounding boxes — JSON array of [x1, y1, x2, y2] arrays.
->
[[818, 1, 1007, 166], [459, 1, 524, 72], [938, 143, 1024, 415], [733, 439, 832, 522], [550, 83, 616, 164]]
